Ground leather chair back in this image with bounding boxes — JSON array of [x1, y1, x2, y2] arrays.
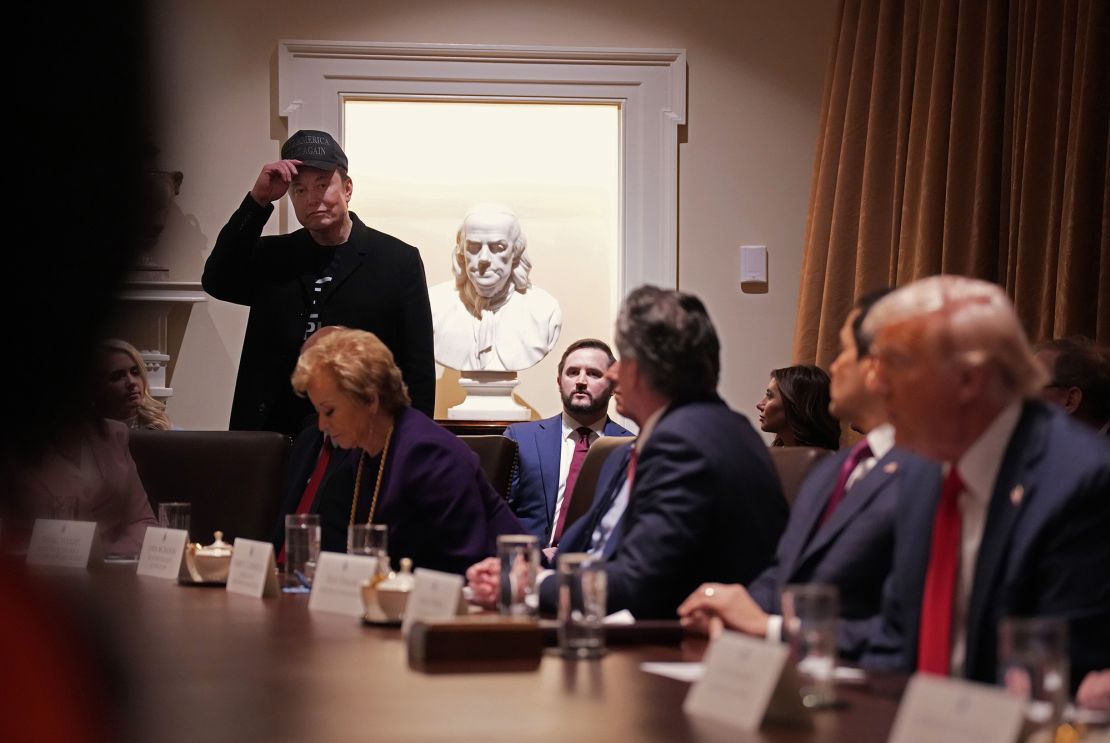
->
[[562, 435, 636, 532], [129, 430, 290, 543], [459, 435, 518, 501], [769, 446, 831, 507]]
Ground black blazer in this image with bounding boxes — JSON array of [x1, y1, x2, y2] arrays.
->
[[863, 402, 1110, 688], [542, 397, 788, 619], [746, 443, 941, 660], [202, 195, 435, 435]]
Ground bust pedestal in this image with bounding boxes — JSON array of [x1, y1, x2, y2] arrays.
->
[[447, 371, 530, 421]]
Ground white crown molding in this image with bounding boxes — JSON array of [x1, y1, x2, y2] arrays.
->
[[278, 40, 686, 293]]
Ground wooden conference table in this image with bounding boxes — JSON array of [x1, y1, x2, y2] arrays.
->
[[67, 566, 905, 743]]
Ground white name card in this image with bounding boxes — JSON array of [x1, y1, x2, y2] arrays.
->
[[137, 527, 189, 580], [226, 538, 279, 598], [27, 519, 102, 569], [888, 674, 1024, 743], [401, 567, 464, 636], [308, 553, 378, 617], [684, 630, 810, 731]]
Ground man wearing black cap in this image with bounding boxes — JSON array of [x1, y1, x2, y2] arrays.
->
[[203, 130, 435, 435]]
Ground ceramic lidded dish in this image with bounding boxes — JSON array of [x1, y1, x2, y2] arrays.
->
[[185, 531, 234, 583], [363, 557, 414, 623]]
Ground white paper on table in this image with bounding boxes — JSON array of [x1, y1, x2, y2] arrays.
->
[[643, 660, 865, 685], [402, 568, 464, 636], [27, 519, 102, 569], [888, 674, 1025, 743], [136, 527, 189, 579], [642, 662, 706, 683], [308, 553, 377, 617], [683, 630, 810, 731], [604, 609, 636, 625], [226, 538, 279, 598]]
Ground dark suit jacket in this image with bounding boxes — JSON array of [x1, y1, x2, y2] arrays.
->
[[746, 444, 942, 660], [202, 195, 435, 435], [541, 397, 788, 618], [271, 425, 354, 552], [863, 402, 1110, 688], [314, 407, 525, 575], [504, 414, 632, 541]]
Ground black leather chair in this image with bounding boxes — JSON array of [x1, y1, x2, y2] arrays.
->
[[768, 446, 831, 507], [129, 430, 291, 543], [459, 435, 519, 502]]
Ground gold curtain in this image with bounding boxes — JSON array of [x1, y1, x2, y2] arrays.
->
[[794, 0, 1110, 368]]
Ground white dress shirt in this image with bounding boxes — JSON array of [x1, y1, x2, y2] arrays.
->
[[947, 400, 1022, 675], [548, 413, 610, 547]]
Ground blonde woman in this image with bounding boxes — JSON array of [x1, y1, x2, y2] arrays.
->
[[95, 339, 172, 430]]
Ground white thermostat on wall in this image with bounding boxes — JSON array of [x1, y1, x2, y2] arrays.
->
[[739, 245, 768, 284]]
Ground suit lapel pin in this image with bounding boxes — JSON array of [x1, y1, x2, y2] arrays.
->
[[883, 462, 899, 474], [1010, 484, 1024, 507]]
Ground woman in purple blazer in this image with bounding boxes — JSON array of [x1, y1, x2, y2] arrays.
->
[[291, 328, 523, 575]]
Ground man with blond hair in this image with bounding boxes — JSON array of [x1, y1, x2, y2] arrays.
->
[[860, 275, 1110, 689]]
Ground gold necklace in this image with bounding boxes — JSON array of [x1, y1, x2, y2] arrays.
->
[[350, 423, 394, 526]]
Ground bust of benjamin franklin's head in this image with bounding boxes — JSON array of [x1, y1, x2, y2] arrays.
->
[[452, 203, 532, 309]]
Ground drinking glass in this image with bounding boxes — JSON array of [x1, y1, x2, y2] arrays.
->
[[284, 513, 320, 592], [48, 493, 80, 521], [998, 616, 1069, 737], [348, 523, 389, 577], [158, 502, 191, 537], [782, 583, 839, 708], [497, 534, 539, 617], [557, 552, 607, 659]]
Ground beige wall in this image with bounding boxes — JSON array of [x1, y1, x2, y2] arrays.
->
[[149, 0, 836, 432]]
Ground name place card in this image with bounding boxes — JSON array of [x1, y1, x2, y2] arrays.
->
[[308, 553, 378, 617], [888, 674, 1024, 743], [226, 538, 279, 598], [137, 527, 189, 580], [27, 519, 102, 569], [402, 568, 464, 636], [684, 630, 810, 731]]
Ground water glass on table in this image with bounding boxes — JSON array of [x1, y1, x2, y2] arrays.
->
[[556, 552, 607, 659], [998, 616, 1069, 740], [348, 523, 390, 578], [782, 583, 839, 708], [497, 534, 540, 617], [158, 502, 191, 538], [284, 513, 320, 592]]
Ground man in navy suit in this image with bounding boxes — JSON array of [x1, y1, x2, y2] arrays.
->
[[679, 290, 942, 660], [469, 287, 787, 618], [503, 339, 632, 545], [860, 276, 1110, 688]]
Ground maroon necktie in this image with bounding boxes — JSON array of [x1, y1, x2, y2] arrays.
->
[[917, 467, 964, 675], [278, 437, 333, 565], [551, 427, 592, 545], [818, 440, 873, 527]]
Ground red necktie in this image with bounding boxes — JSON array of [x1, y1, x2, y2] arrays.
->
[[278, 437, 333, 564], [551, 427, 592, 545], [818, 440, 873, 527], [626, 443, 639, 492], [917, 466, 964, 675]]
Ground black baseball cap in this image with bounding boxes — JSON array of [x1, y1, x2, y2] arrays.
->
[[281, 129, 348, 171]]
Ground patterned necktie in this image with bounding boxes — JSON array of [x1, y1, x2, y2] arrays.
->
[[818, 439, 873, 527], [551, 427, 592, 545], [917, 466, 964, 675]]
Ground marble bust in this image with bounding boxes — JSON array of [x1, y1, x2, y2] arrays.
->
[[429, 204, 562, 372]]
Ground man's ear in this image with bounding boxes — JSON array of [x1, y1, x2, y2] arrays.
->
[[955, 362, 987, 406], [343, 176, 353, 202], [1062, 386, 1083, 415]]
